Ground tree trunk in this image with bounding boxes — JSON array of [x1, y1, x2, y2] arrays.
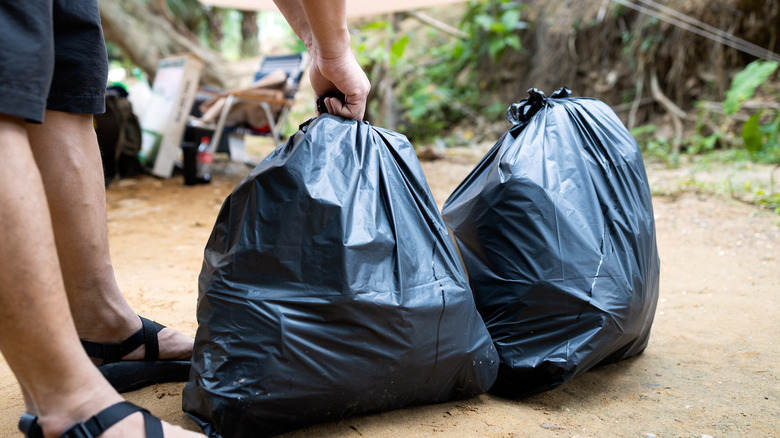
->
[[240, 11, 259, 57], [99, 0, 229, 88], [205, 8, 225, 50]]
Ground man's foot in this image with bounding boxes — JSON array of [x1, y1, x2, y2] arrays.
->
[[80, 317, 193, 392], [29, 377, 205, 438], [21, 402, 167, 438], [30, 407, 204, 438], [79, 315, 192, 365]]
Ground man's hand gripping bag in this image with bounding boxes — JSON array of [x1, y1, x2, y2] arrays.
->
[[183, 114, 498, 437], [441, 88, 660, 398]]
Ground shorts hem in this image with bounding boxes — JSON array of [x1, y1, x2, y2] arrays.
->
[[0, 87, 47, 123], [47, 92, 106, 115]]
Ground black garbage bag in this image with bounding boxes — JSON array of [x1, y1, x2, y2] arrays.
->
[[441, 88, 660, 398], [182, 114, 499, 437]]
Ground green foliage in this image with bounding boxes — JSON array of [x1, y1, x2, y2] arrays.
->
[[355, 20, 409, 65], [730, 174, 780, 215], [742, 113, 763, 153], [723, 60, 778, 115], [355, 0, 526, 141], [391, 36, 410, 59], [683, 106, 737, 155], [217, 10, 246, 60], [654, 60, 780, 166], [631, 125, 673, 162], [620, 15, 662, 60], [755, 189, 780, 214], [165, 1, 268, 59], [167, 0, 207, 31], [742, 112, 780, 162], [724, 60, 780, 162], [456, 0, 526, 64]]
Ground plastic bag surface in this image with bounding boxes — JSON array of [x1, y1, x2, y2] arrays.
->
[[442, 88, 660, 398], [183, 114, 498, 437]]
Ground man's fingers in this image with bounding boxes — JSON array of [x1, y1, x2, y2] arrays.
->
[[324, 98, 336, 116], [323, 96, 365, 121]]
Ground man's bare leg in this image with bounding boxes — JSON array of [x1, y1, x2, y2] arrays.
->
[[0, 114, 202, 436], [26, 111, 191, 360]]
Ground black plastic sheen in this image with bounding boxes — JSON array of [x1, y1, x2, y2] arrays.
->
[[442, 88, 660, 398], [183, 114, 499, 437]]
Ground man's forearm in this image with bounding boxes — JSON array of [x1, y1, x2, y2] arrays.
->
[[272, 0, 314, 48], [299, 0, 350, 57], [272, 0, 369, 119], [272, 0, 350, 57]]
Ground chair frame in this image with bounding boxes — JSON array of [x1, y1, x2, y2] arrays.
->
[[196, 52, 309, 160]]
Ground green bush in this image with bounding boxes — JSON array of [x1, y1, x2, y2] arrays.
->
[[355, 0, 526, 142], [727, 60, 779, 163]]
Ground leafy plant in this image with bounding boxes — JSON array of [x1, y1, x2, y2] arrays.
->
[[631, 124, 672, 161], [723, 60, 778, 115], [755, 189, 780, 214], [355, 20, 410, 66], [723, 60, 780, 162], [742, 110, 780, 162], [454, 0, 526, 67], [354, 0, 526, 142]]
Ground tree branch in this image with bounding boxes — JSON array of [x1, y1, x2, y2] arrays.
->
[[650, 69, 685, 154], [99, 0, 228, 88], [405, 11, 468, 39]]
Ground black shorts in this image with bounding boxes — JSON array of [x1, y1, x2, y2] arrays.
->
[[0, 0, 108, 123]]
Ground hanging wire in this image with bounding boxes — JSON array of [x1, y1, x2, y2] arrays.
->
[[611, 0, 780, 63]]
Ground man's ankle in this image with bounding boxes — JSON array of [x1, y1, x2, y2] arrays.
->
[[31, 371, 123, 436], [73, 306, 141, 344]]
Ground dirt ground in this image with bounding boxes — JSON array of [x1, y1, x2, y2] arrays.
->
[[1, 138, 778, 438]]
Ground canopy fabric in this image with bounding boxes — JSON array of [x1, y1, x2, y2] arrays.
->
[[199, 0, 467, 17]]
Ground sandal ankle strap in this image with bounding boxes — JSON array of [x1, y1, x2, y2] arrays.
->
[[81, 316, 165, 364], [20, 401, 164, 438], [18, 413, 43, 438]]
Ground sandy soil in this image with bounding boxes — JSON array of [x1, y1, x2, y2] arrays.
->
[[1, 140, 778, 438]]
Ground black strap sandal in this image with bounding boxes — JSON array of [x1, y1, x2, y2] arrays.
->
[[81, 316, 190, 393], [19, 401, 163, 437]]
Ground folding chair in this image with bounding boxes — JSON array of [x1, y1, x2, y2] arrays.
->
[[188, 52, 309, 163]]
